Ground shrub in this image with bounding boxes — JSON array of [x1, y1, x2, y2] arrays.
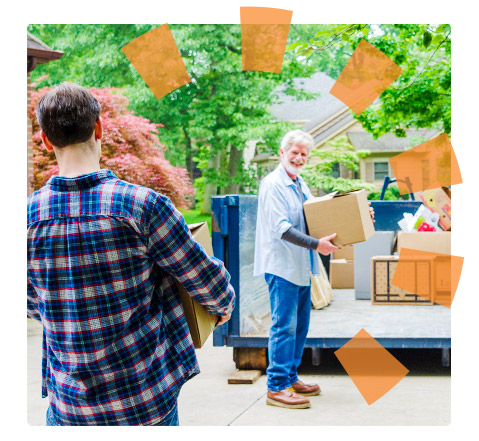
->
[[29, 85, 194, 209]]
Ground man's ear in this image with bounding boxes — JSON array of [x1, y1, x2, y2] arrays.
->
[[94, 117, 103, 141], [40, 131, 54, 152]]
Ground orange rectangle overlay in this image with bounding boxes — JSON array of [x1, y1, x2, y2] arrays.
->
[[240, 7, 293, 73], [122, 24, 190, 100], [389, 133, 462, 194], [334, 328, 409, 405], [329, 39, 403, 115], [391, 248, 463, 308]]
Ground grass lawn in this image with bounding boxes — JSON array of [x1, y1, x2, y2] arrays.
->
[[179, 208, 212, 232]]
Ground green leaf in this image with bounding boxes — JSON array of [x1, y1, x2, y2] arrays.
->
[[436, 24, 445, 33], [423, 31, 432, 48], [341, 33, 350, 41], [432, 34, 443, 46], [315, 29, 331, 37], [301, 49, 313, 58], [286, 42, 306, 51], [361, 27, 370, 37]]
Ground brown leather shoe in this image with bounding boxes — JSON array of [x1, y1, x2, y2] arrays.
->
[[290, 380, 321, 396], [266, 389, 311, 409]]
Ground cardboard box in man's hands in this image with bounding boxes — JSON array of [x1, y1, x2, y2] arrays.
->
[[303, 189, 375, 247], [176, 222, 219, 348]]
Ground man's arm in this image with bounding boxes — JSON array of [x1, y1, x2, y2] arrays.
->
[[282, 226, 319, 250], [147, 195, 235, 317], [281, 226, 339, 255]]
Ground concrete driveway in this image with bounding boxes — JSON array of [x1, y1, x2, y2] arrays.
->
[[27, 318, 450, 426]]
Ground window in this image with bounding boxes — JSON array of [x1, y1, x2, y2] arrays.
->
[[374, 162, 389, 181], [331, 162, 340, 178]]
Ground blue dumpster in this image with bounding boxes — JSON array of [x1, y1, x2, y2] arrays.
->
[[210, 194, 450, 367]]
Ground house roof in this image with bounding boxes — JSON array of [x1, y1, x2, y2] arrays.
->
[[27, 31, 63, 71], [268, 71, 442, 154], [347, 129, 442, 152], [269, 72, 347, 124], [306, 110, 355, 147]]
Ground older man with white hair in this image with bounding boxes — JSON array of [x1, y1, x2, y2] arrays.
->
[[254, 129, 340, 409]]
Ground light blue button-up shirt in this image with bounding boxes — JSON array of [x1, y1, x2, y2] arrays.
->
[[254, 163, 321, 286]]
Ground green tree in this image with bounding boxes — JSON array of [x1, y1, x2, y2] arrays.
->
[[29, 24, 329, 213], [291, 24, 451, 138]]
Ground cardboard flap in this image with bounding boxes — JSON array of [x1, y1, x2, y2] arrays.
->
[[188, 222, 214, 256], [188, 222, 206, 233], [332, 189, 364, 198], [303, 191, 338, 205]]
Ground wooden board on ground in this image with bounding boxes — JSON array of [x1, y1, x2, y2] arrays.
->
[[228, 370, 262, 384]]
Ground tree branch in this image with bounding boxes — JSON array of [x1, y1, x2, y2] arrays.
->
[[390, 31, 451, 91]]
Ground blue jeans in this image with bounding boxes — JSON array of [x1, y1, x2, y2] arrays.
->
[[46, 401, 179, 426], [265, 273, 311, 392]]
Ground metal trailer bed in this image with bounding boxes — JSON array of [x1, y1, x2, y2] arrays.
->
[[210, 195, 451, 367]]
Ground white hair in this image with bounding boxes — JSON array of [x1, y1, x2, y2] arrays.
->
[[280, 130, 314, 155]]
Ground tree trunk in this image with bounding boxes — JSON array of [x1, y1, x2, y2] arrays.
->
[[201, 152, 220, 215], [184, 127, 194, 181], [222, 145, 242, 194]]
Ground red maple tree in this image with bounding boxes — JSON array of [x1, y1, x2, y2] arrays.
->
[[29, 85, 194, 209]]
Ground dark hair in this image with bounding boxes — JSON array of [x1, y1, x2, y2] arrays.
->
[[36, 82, 101, 148]]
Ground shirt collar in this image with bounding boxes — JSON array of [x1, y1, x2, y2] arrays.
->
[[46, 169, 117, 192], [277, 163, 305, 188]]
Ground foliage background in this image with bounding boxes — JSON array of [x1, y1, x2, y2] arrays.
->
[[30, 85, 195, 209], [28, 24, 451, 207]]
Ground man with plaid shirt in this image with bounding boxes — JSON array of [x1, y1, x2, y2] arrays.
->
[[27, 83, 235, 426]]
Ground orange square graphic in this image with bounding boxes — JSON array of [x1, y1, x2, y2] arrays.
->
[[389, 133, 462, 195], [122, 24, 190, 100], [329, 39, 403, 115], [391, 248, 463, 308], [240, 7, 293, 73], [334, 328, 409, 405]]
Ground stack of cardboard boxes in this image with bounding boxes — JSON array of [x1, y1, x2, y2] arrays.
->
[[303, 187, 452, 306], [330, 246, 354, 289], [370, 230, 451, 305], [369, 186, 451, 305]]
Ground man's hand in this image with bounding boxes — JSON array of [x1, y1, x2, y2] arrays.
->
[[316, 233, 340, 256], [368, 201, 375, 223], [216, 314, 231, 326]]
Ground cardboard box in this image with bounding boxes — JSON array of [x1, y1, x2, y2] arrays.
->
[[333, 245, 354, 260], [303, 189, 375, 247], [419, 187, 451, 231], [371, 255, 434, 305], [354, 231, 395, 300], [176, 222, 219, 348], [434, 255, 452, 306], [396, 231, 451, 255], [329, 259, 354, 289]]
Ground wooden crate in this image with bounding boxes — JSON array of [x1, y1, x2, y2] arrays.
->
[[371, 256, 434, 305]]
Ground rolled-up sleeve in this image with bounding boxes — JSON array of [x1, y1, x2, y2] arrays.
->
[[147, 195, 235, 317]]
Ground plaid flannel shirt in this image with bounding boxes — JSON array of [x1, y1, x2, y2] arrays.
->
[[27, 169, 235, 425]]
